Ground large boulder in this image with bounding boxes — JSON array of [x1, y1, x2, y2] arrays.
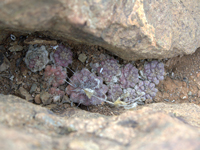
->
[[0, 94, 200, 150], [0, 0, 199, 60]]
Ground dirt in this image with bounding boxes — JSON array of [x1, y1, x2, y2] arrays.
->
[[0, 31, 200, 116]]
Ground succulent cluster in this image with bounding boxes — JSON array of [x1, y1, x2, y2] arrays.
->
[[44, 65, 67, 87], [97, 58, 121, 83], [51, 44, 73, 67], [120, 63, 139, 88], [66, 68, 108, 106], [25, 45, 49, 72], [24, 42, 165, 107], [143, 60, 165, 85]]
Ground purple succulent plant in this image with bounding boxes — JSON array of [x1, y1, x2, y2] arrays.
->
[[97, 58, 121, 83], [120, 63, 139, 88], [143, 60, 165, 85], [134, 80, 158, 101], [65, 68, 108, 106], [52, 44, 73, 67], [107, 84, 123, 101], [25, 45, 49, 72], [44, 65, 67, 87]]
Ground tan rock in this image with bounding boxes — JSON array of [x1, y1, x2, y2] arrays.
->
[[0, 95, 200, 149], [0, 0, 199, 60]]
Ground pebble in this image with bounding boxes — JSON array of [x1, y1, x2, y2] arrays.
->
[[62, 95, 71, 103], [8, 44, 23, 52], [78, 53, 87, 63], [0, 52, 10, 72], [30, 83, 37, 94], [19, 87, 33, 101], [34, 94, 41, 104], [40, 91, 51, 105], [188, 91, 192, 96]]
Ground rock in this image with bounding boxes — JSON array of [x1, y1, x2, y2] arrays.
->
[[0, 52, 10, 72], [40, 91, 51, 105], [29, 83, 37, 94], [0, 94, 200, 149], [78, 53, 87, 63], [34, 94, 41, 104], [0, 1, 199, 60], [24, 38, 57, 45], [18, 87, 33, 101], [8, 43, 23, 52]]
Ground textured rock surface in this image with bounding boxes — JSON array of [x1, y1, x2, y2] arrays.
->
[[1, 94, 200, 150], [0, 0, 199, 60]]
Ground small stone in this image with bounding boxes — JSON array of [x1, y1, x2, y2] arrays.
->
[[0, 52, 10, 72], [34, 94, 41, 104], [19, 87, 33, 101], [30, 83, 37, 94], [9, 44, 23, 52], [62, 95, 71, 103], [78, 53, 87, 63], [188, 91, 192, 96], [179, 93, 188, 100], [40, 91, 51, 105], [24, 38, 57, 45]]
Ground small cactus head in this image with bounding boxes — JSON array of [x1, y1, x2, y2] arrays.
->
[[97, 59, 121, 83], [120, 63, 139, 88], [143, 60, 165, 85], [52, 44, 73, 67], [25, 45, 49, 72], [44, 65, 67, 87], [66, 68, 108, 106], [134, 80, 158, 101]]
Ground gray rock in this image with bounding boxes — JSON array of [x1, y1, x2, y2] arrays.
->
[[0, 94, 200, 150], [29, 83, 37, 94], [0, 0, 199, 60]]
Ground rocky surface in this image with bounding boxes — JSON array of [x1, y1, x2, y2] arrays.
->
[[0, 94, 200, 150], [0, 0, 199, 60]]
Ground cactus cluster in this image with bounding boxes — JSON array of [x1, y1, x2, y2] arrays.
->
[[24, 42, 165, 108]]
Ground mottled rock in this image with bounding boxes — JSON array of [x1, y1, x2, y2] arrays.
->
[[40, 91, 51, 105], [0, 95, 200, 150], [19, 87, 33, 101], [0, 0, 199, 60]]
